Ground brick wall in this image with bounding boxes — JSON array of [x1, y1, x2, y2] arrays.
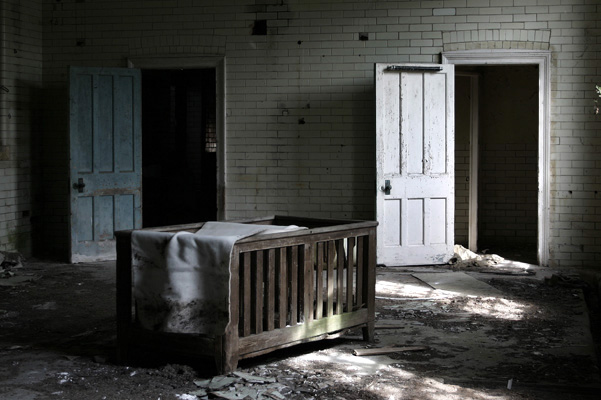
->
[[455, 75, 471, 247], [0, 0, 42, 256], [14, 0, 600, 267]]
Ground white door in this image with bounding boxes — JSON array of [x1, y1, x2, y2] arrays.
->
[[375, 63, 455, 266]]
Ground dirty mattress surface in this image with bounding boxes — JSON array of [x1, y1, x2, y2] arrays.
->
[[132, 222, 305, 334]]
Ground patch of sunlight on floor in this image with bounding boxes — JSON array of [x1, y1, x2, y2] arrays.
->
[[367, 372, 511, 400], [295, 350, 395, 375], [496, 259, 538, 270], [377, 280, 441, 299], [459, 297, 529, 320]]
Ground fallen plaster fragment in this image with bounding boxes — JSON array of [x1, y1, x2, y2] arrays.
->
[[353, 346, 428, 356], [263, 389, 286, 400], [211, 387, 259, 400], [450, 244, 506, 268], [192, 374, 286, 400], [177, 394, 201, 400], [233, 371, 276, 383], [194, 375, 237, 391]]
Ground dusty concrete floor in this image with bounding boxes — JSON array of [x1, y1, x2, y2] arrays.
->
[[1, 258, 600, 399]]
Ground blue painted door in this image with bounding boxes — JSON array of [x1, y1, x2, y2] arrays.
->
[[69, 67, 142, 262]]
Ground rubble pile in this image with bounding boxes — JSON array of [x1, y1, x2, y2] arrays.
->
[[0, 251, 23, 279]]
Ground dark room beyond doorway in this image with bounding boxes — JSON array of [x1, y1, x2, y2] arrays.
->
[[454, 65, 539, 265], [142, 69, 217, 228]]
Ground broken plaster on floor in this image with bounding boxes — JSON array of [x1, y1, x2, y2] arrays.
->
[[0, 256, 600, 399]]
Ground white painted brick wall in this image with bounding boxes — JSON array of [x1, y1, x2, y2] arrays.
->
[[0, 0, 42, 256], [2, 0, 593, 267]]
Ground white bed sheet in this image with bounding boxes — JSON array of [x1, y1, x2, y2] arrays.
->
[[131, 222, 305, 335]]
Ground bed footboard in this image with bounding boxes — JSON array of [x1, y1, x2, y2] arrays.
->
[[116, 216, 377, 374]]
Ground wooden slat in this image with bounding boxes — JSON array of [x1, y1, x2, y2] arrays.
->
[[316, 242, 324, 320], [289, 246, 298, 325], [327, 241, 335, 317], [266, 248, 275, 331], [229, 250, 241, 331], [336, 239, 344, 315], [238, 309, 369, 356], [254, 251, 264, 334], [223, 250, 241, 373], [361, 232, 376, 342], [356, 236, 364, 308], [303, 243, 313, 323], [115, 230, 133, 363], [243, 253, 251, 337], [346, 237, 355, 312], [278, 247, 287, 329], [239, 330, 348, 360]]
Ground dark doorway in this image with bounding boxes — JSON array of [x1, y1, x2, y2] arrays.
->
[[454, 65, 539, 264], [141, 69, 217, 227]]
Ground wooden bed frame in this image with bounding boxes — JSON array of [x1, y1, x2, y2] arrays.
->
[[116, 215, 377, 373]]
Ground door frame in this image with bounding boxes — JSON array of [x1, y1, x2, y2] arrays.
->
[[127, 56, 227, 220], [442, 50, 551, 266], [456, 71, 480, 253]]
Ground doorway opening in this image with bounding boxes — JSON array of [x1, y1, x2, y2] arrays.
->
[[443, 50, 551, 266], [141, 69, 217, 227], [454, 65, 539, 264]]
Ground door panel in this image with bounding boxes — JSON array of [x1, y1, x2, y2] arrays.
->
[[69, 67, 142, 262], [376, 63, 455, 266]]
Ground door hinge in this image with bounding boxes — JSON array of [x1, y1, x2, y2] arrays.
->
[[385, 65, 442, 72]]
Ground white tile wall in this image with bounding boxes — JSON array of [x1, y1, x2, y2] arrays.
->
[[0, 0, 42, 255], [0, 0, 598, 266]]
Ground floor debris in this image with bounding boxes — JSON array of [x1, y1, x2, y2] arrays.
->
[[352, 346, 428, 356], [1, 259, 600, 399]]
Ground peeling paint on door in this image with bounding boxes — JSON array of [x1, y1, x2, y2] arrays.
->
[[375, 63, 455, 266]]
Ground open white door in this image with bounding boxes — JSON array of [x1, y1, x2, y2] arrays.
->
[[375, 63, 455, 266]]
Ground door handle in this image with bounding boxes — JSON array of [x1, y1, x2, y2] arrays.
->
[[380, 180, 392, 195], [73, 178, 86, 193]]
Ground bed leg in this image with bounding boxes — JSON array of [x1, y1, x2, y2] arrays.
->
[[116, 230, 133, 365], [362, 321, 375, 342], [214, 332, 239, 374]]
